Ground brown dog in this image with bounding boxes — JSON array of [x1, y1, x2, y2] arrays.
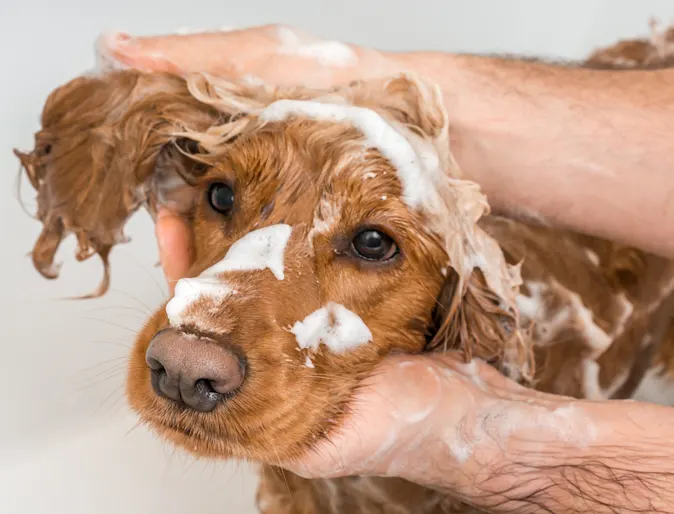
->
[[15, 24, 674, 514]]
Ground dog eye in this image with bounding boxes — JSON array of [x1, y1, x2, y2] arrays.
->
[[351, 230, 398, 261], [207, 183, 235, 215]]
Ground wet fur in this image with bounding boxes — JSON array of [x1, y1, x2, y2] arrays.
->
[[15, 24, 674, 514]]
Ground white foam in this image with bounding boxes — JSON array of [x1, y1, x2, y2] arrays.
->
[[290, 302, 372, 353], [165, 278, 233, 326], [612, 293, 634, 339], [241, 74, 265, 86], [584, 249, 600, 266], [581, 359, 606, 400], [515, 283, 545, 320], [165, 224, 292, 326], [456, 359, 487, 390], [276, 26, 357, 68], [304, 355, 315, 368], [567, 289, 611, 354], [259, 100, 439, 210], [446, 402, 597, 463], [208, 224, 292, 280]]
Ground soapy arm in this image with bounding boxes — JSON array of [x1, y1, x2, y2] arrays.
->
[[103, 25, 674, 258]]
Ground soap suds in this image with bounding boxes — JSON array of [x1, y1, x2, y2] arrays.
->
[[276, 26, 357, 68], [567, 289, 611, 354], [447, 402, 597, 463], [242, 74, 266, 86], [208, 224, 292, 280], [259, 100, 440, 211], [516, 281, 570, 345], [290, 302, 372, 353], [253, 82, 523, 374], [584, 249, 600, 266], [605, 368, 630, 398], [612, 293, 634, 339], [455, 359, 487, 390], [581, 359, 606, 400], [515, 284, 545, 320], [166, 224, 292, 326], [166, 278, 233, 326]]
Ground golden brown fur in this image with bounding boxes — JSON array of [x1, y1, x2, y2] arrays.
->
[[15, 23, 674, 514]]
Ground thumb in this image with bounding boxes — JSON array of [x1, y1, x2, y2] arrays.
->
[[155, 209, 193, 295]]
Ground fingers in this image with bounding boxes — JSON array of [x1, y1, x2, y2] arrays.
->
[[99, 27, 274, 76], [96, 25, 387, 89], [155, 209, 193, 295]]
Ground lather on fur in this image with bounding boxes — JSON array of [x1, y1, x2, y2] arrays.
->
[[14, 23, 674, 514]]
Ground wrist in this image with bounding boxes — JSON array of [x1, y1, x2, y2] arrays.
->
[[473, 399, 674, 512], [386, 358, 597, 508]]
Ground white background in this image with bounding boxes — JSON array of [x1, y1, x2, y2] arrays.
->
[[1, 1, 673, 513]]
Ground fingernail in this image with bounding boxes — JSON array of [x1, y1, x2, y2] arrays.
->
[[103, 31, 136, 49], [95, 32, 137, 71]]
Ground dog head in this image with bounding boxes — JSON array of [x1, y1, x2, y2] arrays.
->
[[18, 70, 528, 463]]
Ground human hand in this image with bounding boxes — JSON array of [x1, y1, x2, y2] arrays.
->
[[155, 209, 193, 295], [97, 24, 401, 89]]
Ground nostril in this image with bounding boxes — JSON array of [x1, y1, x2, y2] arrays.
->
[[144, 328, 247, 411], [149, 367, 182, 403], [146, 356, 164, 372], [182, 379, 222, 413], [194, 379, 223, 401]]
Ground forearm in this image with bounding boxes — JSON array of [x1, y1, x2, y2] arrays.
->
[[406, 390, 674, 513], [396, 52, 674, 258]]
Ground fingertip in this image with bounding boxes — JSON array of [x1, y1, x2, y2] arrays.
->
[[155, 210, 193, 293], [99, 31, 183, 74]]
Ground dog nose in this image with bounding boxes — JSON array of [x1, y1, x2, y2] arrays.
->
[[145, 328, 245, 412]]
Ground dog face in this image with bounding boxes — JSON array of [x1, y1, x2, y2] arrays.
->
[[17, 71, 526, 464]]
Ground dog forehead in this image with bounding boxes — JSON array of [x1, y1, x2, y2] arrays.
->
[[258, 99, 442, 211], [220, 114, 408, 226]]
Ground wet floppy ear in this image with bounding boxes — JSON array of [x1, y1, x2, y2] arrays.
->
[[377, 73, 448, 141], [149, 136, 211, 216], [344, 73, 451, 164], [429, 267, 533, 383]]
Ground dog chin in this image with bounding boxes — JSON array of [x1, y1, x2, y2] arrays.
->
[[141, 405, 307, 464], [146, 414, 242, 459]]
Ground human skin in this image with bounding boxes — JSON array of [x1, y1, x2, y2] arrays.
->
[[103, 24, 674, 259], [103, 26, 674, 512]]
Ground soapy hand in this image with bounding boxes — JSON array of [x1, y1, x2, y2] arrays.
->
[[98, 24, 400, 89]]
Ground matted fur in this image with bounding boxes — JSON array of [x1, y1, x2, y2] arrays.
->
[[14, 23, 674, 514]]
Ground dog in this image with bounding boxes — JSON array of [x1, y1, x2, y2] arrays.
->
[[15, 23, 674, 514]]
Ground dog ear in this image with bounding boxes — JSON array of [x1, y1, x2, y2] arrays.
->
[[16, 70, 220, 297], [148, 137, 211, 216], [334, 73, 453, 171], [429, 266, 533, 383]]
